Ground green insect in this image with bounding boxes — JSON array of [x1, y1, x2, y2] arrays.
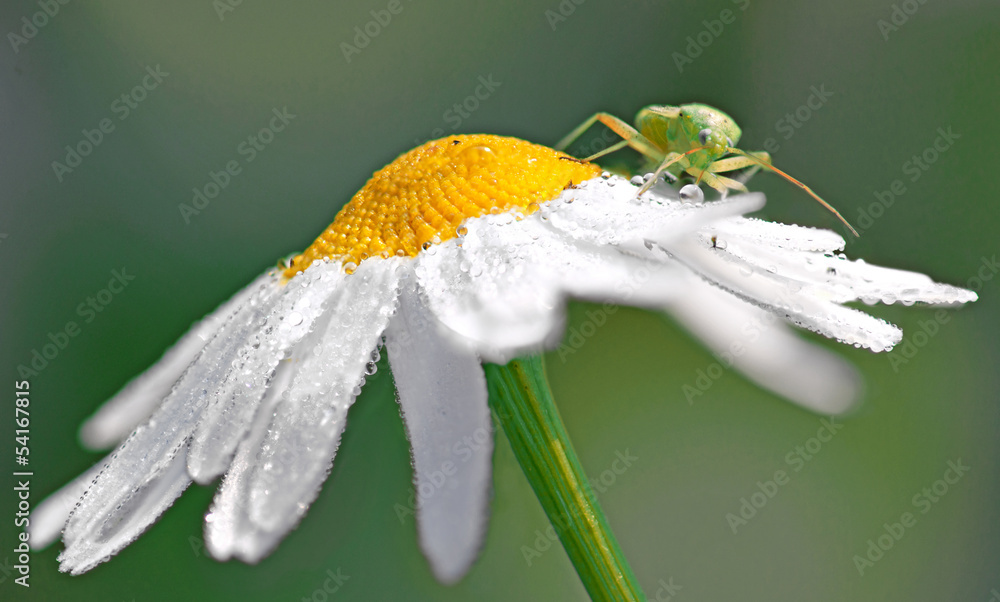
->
[[555, 103, 859, 236]]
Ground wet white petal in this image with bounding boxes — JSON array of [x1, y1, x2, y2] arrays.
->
[[664, 237, 905, 351], [701, 220, 978, 306], [187, 261, 348, 484], [663, 270, 862, 414], [29, 459, 108, 550], [543, 176, 765, 247], [80, 272, 273, 450], [710, 216, 846, 253], [58, 272, 285, 574], [204, 347, 302, 562], [386, 279, 492, 584], [244, 258, 403, 540], [415, 186, 763, 363], [59, 448, 191, 575]]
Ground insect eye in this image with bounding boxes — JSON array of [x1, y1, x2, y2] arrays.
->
[[698, 128, 712, 146]]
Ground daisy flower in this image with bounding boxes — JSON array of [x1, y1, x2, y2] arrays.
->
[[31, 134, 976, 591]]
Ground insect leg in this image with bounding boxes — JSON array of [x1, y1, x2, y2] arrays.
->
[[686, 167, 746, 197], [707, 152, 770, 173], [637, 147, 706, 196], [581, 139, 630, 162], [555, 112, 664, 161]]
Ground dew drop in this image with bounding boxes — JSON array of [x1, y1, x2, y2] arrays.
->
[[630, 175, 644, 186], [679, 184, 704, 203]]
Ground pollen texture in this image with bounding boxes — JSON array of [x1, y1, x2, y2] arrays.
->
[[284, 134, 601, 277]]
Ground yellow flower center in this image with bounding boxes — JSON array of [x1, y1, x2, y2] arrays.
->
[[283, 134, 601, 277]]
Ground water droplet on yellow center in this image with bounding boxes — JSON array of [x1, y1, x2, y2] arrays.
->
[[283, 134, 600, 278]]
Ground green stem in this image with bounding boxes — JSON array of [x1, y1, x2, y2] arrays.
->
[[484, 355, 646, 602]]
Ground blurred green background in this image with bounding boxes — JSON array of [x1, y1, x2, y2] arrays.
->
[[2, 0, 998, 600]]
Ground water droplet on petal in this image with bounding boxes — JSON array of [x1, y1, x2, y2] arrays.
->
[[679, 184, 704, 203]]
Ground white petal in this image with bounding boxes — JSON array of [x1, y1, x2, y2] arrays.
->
[[187, 261, 348, 484], [415, 180, 765, 363], [29, 460, 108, 550], [663, 237, 905, 351], [542, 176, 766, 247], [204, 347, 302, 562], [710, 216, 846, 253], [244, 257, 403, 541], [663, 271, 862, 414], [80, 272, 273, 450], [703, 220, 978, 306], [58, 272, 285, 573], [386, 279, 492, 584], [58, 448, 192, 575], [417, 219, 684, 363]]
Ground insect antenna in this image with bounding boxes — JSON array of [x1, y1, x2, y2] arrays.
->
[[725, 147, 859, 237]]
